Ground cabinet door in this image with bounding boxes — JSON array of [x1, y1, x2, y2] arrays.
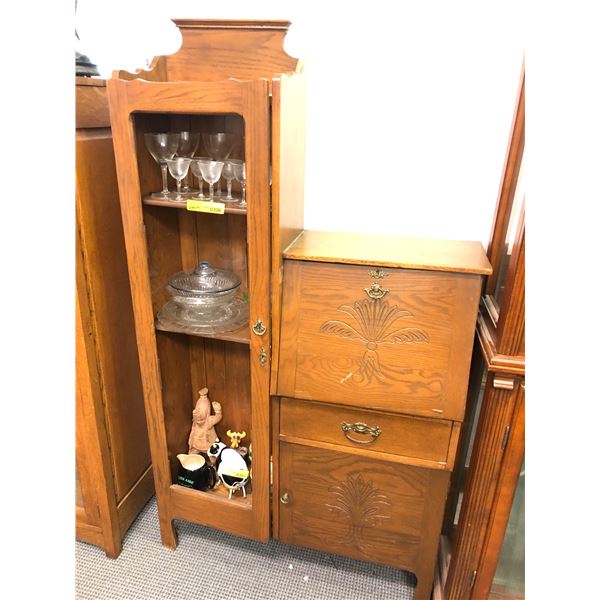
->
[[278, 261, 482, 421], [278, 442, 450, 593], [108, 77, 272, 543]]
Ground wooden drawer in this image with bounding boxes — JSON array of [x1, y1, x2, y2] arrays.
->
[[278, 442, 449, 599], [277, 260, 481, 421], [280, 397, 457, 468]]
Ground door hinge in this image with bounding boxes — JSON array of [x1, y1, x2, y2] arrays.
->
[[501, 425, 511, 450], [470, 569, 478, 588]]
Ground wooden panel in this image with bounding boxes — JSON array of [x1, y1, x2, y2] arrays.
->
[[166, 20, 299, 82], [76, 128, 150, 502], [280, 397, 453, 465], [270, 73, 306, 394], [277, 260, 482, 421], [243, 79, 272, 542], [76, 78, 110, 128], [279, 443, 450, 600], [112, 78, 245, 115], [75, 270, 121, 557], [284, 230, 492, 275], [444, 379, 520, 599]]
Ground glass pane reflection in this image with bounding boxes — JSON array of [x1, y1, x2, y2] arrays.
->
[[493, 154, 525, 308], [490, 458, 525, 600]]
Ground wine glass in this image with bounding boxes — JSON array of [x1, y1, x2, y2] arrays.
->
[[177, 131, 200, 193], [232, 161, 247, 208], [221, 160, 240, 203], [202, 133, 236, 196], [144, 133, 180, 199], [164, 157, 192, 201], [197, 159, 225, 202], [189, 157, 210, 199]]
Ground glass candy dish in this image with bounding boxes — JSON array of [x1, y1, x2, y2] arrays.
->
[[156, 261, 249, 335]]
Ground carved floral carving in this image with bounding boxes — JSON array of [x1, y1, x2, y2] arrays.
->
[[320, 298, 429, 384], [326, 474, 391, 551]]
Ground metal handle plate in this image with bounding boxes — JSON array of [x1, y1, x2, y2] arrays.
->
[[280, 492, 289, 504], [364, 283, 389, 300], [341, 421, 381, 444], [252, 319, 267, 336]]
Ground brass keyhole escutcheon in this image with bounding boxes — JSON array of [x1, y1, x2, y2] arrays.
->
[[259, 347, 268, 367], [280, 492, 290, 504], [368, 268, 387, 279]]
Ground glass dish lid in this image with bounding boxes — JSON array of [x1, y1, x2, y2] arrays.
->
[[168, 262, 240, 296]]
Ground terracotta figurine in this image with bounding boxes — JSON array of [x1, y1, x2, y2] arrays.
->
[[188, 387, 222, 454]]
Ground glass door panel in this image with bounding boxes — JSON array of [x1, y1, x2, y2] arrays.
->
[[489, 458, 525, 600]]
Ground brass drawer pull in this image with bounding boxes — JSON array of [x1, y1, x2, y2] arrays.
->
[[341, 421, 381, 444], [280, 492, 290, 504], [364, 282, 389, 300]]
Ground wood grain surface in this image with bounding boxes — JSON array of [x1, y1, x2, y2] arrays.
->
[[279, 397, 453, 465], [278, 442, 450, 600], [107, 74, 273, 544], [284, 230, 492, 275], [277, 260, 482, 421]]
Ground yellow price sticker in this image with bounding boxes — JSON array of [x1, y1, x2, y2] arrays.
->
[[186, 199, 225, 215], [223, 468, 249, 479]]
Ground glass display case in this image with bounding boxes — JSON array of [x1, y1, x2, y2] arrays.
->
[[437, 68, 525, 599]]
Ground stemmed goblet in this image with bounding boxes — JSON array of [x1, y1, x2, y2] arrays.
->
[[164, 157, 192, 201], [232, 161, 247, 208], [144, 133, 180, 199], [177, 131, 200, 194], [221, 160, 240, 203], [202, 133, 236, 197], [196, 159, 225, 202], [189, 157, 210, 199]]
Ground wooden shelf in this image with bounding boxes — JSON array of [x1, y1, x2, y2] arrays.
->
[[142, 194, 247, 215], [155, 321, 250, 344], [172, 481, 252, 507]]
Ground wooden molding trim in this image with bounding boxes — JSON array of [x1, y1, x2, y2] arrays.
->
[[476, 312, 525, 376], [172, 19, 292, 31]]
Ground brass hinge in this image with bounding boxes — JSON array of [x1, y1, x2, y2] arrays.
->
[[470, 569, 478, 588], [501, 425, 511, 450]]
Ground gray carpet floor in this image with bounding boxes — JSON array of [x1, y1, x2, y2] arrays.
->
[[76, 497, 416, 599]]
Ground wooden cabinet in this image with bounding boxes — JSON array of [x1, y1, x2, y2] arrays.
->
[[106, 20, 305, 547], [75, 77, 153, 557], [273, 231, 491, 600]]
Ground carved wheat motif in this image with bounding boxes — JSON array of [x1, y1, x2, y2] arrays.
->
[[326, 474, 391, 552], [320, 298, 429, 384]]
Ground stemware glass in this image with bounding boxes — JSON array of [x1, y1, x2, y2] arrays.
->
[[221, 160, 240, 203], [190, 157, 211, 199], [202, 133, 236, 196], [197, 159, 225, 202], [177, 131, 200, 193], [232, 161, 247, 208], [144, 133, 180, 199], [164, 157, 192, 201]]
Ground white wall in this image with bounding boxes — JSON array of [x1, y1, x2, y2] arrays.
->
[[76, 0, 523, 246]]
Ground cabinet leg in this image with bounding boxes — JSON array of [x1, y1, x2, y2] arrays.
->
[[103, 538, 122, 559], [159, 517, 178, 549], [413, 568, 435, 600]]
